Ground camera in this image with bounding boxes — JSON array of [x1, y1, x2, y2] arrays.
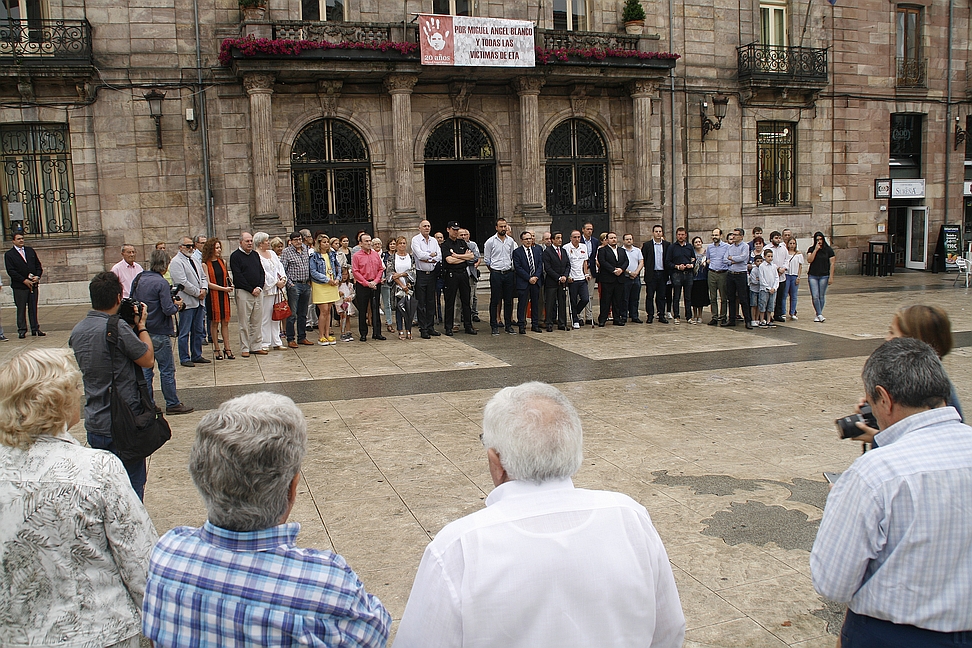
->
[[170, 283, 184, 300], [835, 403, 879, 439], [118, 297, 144, 328]]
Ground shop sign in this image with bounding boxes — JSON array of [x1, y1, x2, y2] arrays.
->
[[890, 178, 925, 198], [874, 178, 891, 199], [944, 224, 961, 269], [964, 180, 972, 196], [419, 14, 535, 68]]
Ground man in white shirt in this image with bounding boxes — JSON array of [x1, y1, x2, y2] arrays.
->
[[394, 382, 685, 648], [564, 229, 591, 329], [621, 233, 644, 323], [483, 217, 517, 335], [110, 244, 144, 298], [764, 230, 788, 323], [410, 220, 441, 339]]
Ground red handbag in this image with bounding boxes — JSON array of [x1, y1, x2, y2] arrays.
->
[[271, 293, 292, 321]]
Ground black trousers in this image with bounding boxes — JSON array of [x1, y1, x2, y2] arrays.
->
[[544, 281, 568, 327], [516, 282, 541, 329], [443, 270, 472, 330], [644, 274, 667, 321], [415, 270, 437, 334], [599, 280, 624, 324], [353, 283, 382, 337], [489, 270, 515, 329], [726, 272, 751, 324], [13, 287, 39, 335], [773, 270, 786, 319]]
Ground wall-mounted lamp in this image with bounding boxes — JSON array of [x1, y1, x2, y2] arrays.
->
[[143, 89, 166, 149], [700, 93, 729, 142], [954, 115, 967, 151]]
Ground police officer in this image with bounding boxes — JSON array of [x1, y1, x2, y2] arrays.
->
[[440, 221, 477, 335]]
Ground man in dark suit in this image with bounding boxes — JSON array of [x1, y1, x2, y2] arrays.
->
[[4, 232, 44, 338], [512, 230, 543, 334], [542, 231, 570, 331], [596, 232, 628, 327], [641, 224, 670, 324]]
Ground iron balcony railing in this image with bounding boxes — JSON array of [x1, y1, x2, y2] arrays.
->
[[0, 19, 92, 63], [737, 42, 828, 83], [896, 57, 926, 88]]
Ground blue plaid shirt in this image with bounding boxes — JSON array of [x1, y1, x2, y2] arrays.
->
[[143, 521, 390, 647]]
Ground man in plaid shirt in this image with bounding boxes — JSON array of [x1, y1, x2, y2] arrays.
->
[[281, 232, 314, 347], [142, 392, 390, 647]]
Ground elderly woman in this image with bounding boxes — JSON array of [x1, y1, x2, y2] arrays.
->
[[385, 236, 417, 340], [255, 231, 287, 351], [0, 348, 158, 648]]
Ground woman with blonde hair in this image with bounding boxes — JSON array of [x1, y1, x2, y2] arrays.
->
[[385, 235, 417, 339], [0, 348, 158, 648], [310, 232, 341, 345], [255, 231, 287, 351], [888, 304, 963, 419]]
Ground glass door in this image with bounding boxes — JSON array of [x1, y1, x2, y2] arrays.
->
[[905, 206, 928, 269]]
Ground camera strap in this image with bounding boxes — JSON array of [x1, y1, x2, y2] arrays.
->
[[129, 271, 144, 299]]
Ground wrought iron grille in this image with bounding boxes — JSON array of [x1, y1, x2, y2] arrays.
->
[[424, 119, 494, 161], [896, 57, 926, 88], [736, 43, 828, 82], [291, 119, 371, 229], [1, 124, 77, 238], [756, 121, 794, 206], [0, 19, 92, 62], [544, 119, 608, 234]]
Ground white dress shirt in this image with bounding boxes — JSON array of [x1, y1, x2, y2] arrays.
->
[[810, 407, 972, 632], [394, 478, 685, 648], [411, 234, 441, 272]]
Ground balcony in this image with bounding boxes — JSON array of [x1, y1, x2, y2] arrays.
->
[[737, 42, 828, 104], [896, 57, 926, 89], [271, 20, 397, 44], [0, 19, 92, 65], [537, 28, 640, 52]]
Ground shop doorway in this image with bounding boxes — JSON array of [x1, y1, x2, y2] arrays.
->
[[423, 118, 497, 247], [888, 204, 928, 269]]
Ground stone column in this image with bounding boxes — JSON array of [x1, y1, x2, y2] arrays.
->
[[514, 76, 546, 226], [244, 72, 281, 230], [625, 80, 659, 232], [384, 73, 418, 226]]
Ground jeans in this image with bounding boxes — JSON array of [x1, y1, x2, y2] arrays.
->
[[87, 432, 147, 501], [808, 274, 829, 316], [286, 282, 311, 342], [670, 270, 693, 318], [177, 305, 206, 363], [840, 609, 972, 648], [783, 275, 798, 315], [489, 270, 515, 329], [381, 283, 394, 325], [567, 279, 589, 324], [144, 333, 179, 409]]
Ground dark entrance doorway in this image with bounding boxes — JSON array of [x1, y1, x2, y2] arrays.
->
[[545, 119, 609, 237], [423, 118, 497, 247]]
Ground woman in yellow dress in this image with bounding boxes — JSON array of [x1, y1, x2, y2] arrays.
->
[[310, 234, 341, 345]]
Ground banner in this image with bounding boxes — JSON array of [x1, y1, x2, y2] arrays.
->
[[419, 14, 536, 67], [943, 224, 961, 269]]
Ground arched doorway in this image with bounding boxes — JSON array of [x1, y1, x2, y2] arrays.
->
[[423, 118, 497, 246], [291, 119, 372, 238], [544, 119, 609, 237]]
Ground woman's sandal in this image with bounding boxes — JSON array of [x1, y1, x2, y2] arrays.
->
[[398, 332, 406, 340], [406, 331, 412, 340], [214, 349, 223, 360], [386, 323, 395, 333], [224, 349, 236, 360]]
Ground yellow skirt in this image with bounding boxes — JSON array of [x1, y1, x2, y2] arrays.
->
[[312, 281, 340, 304]]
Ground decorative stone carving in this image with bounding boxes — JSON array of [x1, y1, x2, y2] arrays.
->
[[383, 73, 417, 94], [18, 78, 34, 103], [570, 84, 597, 116], [243, 72, 275, 94], [513, 76, 545, 96], [628, 79, 657, 98], [449, 80, 475, 115], [317, 80, 343, 117]]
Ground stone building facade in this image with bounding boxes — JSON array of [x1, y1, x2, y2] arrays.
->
[[0, 0, 969, 299]]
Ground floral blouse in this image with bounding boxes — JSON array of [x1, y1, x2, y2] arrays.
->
[[0, 432, 159, 648]]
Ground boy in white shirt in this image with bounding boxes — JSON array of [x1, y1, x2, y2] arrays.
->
[[748, 255, 763, 325], [758, 249, 780, 327]]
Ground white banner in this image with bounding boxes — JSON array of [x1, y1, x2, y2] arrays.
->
[[891, 178, 925, 199], [419, 14, 535, 67]]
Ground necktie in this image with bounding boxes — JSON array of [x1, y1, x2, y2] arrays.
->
[[557, 248, 562, 260], [527, 248, 535, 275], [17, 247, 26, 261]]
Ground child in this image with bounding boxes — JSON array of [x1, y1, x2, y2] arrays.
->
[[758, 249, 779, 327], [338, 277, 356, 341], [749, 255, 763, 324]]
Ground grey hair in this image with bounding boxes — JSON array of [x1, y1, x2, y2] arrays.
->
[[253, 231, 269, 247], [189, 392, 307, 532], [121, 243, 135, 252], [481, 381, 583, 484], [149, 249, 169, 274], [862, 338, 950, 410], [193, 234, 206, 244]]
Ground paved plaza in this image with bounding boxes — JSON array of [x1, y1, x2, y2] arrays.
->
[[2, 271, 970, 647]]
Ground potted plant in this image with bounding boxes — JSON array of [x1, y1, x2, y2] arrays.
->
[[240, 0, 267, 22], [621, 0, 645, 35]]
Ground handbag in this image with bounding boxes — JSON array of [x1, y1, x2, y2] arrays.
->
[[106, 315, 171, 462], [272, 291, 292, 321]]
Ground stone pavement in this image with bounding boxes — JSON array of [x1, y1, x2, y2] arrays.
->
[[2, 271, 970, 647]]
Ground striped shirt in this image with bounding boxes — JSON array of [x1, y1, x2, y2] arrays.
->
[[810, 407, 972, 632], [142, 521, 390, 647]]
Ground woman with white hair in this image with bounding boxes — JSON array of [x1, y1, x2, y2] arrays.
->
[[0, 348, 158, 648], [255, 231, 287, 351]]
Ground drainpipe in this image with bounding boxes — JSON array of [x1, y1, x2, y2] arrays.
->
[[193, 0, 215, 236], [944, 0, 954, 227], [669, 0, 677, 234]]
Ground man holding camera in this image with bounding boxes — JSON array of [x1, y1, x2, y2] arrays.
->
[[810, 337, 972, 647], [168, 237, 210, 367], [132, 250, 193, 415]]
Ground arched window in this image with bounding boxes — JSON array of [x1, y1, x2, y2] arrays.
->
[[424, 118, 494, 161], [291, 119, 371, 231], [544, 119, 608, 235]]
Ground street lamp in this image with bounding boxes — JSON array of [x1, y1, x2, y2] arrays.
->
[[144, 89, 166, 149], [700, 93, 730, 142], [954, 115, 967, 151]]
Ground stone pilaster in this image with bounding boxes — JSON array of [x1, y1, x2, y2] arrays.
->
[[244, 72, 281, 231], [384, 73, 418, 226], [514, 76, 547, 227]]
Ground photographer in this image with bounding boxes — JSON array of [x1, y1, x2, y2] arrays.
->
[[810, 338, 972, 647], [132, 250, 193, 415], [69, 272, 155, 499]]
